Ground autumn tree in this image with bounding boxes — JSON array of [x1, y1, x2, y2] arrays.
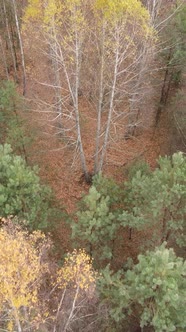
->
[[50, 249, 99, 332], [0, 220, 101, 332], [23, 0, 154, 180], [23, 0, 91, 181], [0, 220, 48, 332], [91, 0, 154, 165]]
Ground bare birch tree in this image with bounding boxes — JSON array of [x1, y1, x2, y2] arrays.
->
[[90, 1, 154, 172], [49, 0, 90, 181], [23, 0, 154, 179]]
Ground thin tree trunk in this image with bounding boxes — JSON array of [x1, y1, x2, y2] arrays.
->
[[98, 38, 119, 171], [12, 306, 22, 332], [94, 23, 105, 174], [12, 0, 26, 95], [74, 29, 89, 181], [156, 51, 172, 124], [56, 12, 89, 181], [51, 21, 63, 134], [16, 317, 22, 332], [146, 0, 163, 26], [53, 288, 66, 332], [63, 285, 80, 332]]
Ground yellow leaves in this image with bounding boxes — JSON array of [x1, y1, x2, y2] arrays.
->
[[23, 0, 43, 23], [24, 0, 62, 29], [0, 224, 44, 310], [23, 0, 154, 47], [43, 0, 63, 27], [94, 0, 147, 16], [94, 0, 151, 35], [57, 249, 98, 291], [94, 0, 129, 14], [62, 0, 89, 34], [7, 320, 13, 332], [24, 0, 89, 35], [0, 221, 50, 330]]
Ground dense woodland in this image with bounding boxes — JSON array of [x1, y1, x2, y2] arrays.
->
[[0, 0, 186, 331]]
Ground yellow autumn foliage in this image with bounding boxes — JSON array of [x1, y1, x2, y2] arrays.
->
[[94, 0, 152, 36], [24, 0, 150, 31], [94, 0, 149, 18], [0, 222, 47, 330], [23, 0, 43, 23], [57, 249, 98, 291]]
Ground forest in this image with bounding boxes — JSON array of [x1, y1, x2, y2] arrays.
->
[[0, 0, 186, 331]]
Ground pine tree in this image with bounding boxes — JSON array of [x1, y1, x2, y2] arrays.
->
[[0, 144, 62, 230]]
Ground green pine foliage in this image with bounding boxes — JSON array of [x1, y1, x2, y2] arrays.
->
[[126, 244, 186, 331], [72, 153, 186, 269], [72, 185, 117, 263], [99, 244, 186, 332], [93, 172, 122, 205], [126, 158, 151, 180], [72, 173, 123, 264], [120, 152, 186, 247], [0, 144, 64, 230], [98, 265, 129, 325]]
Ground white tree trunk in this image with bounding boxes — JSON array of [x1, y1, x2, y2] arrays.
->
[[98, 34, 119, 171], [74, 28, 89, 180], [94, 23, 106, 174], [12, 0, 26, 95], [50, 21, 63, 133]]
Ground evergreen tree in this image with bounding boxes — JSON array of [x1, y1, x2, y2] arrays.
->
[[99, 244, 186, 332], [0, 144, 63, 230], [120, 152, 186, 248], [72, 185, 117, 263]]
